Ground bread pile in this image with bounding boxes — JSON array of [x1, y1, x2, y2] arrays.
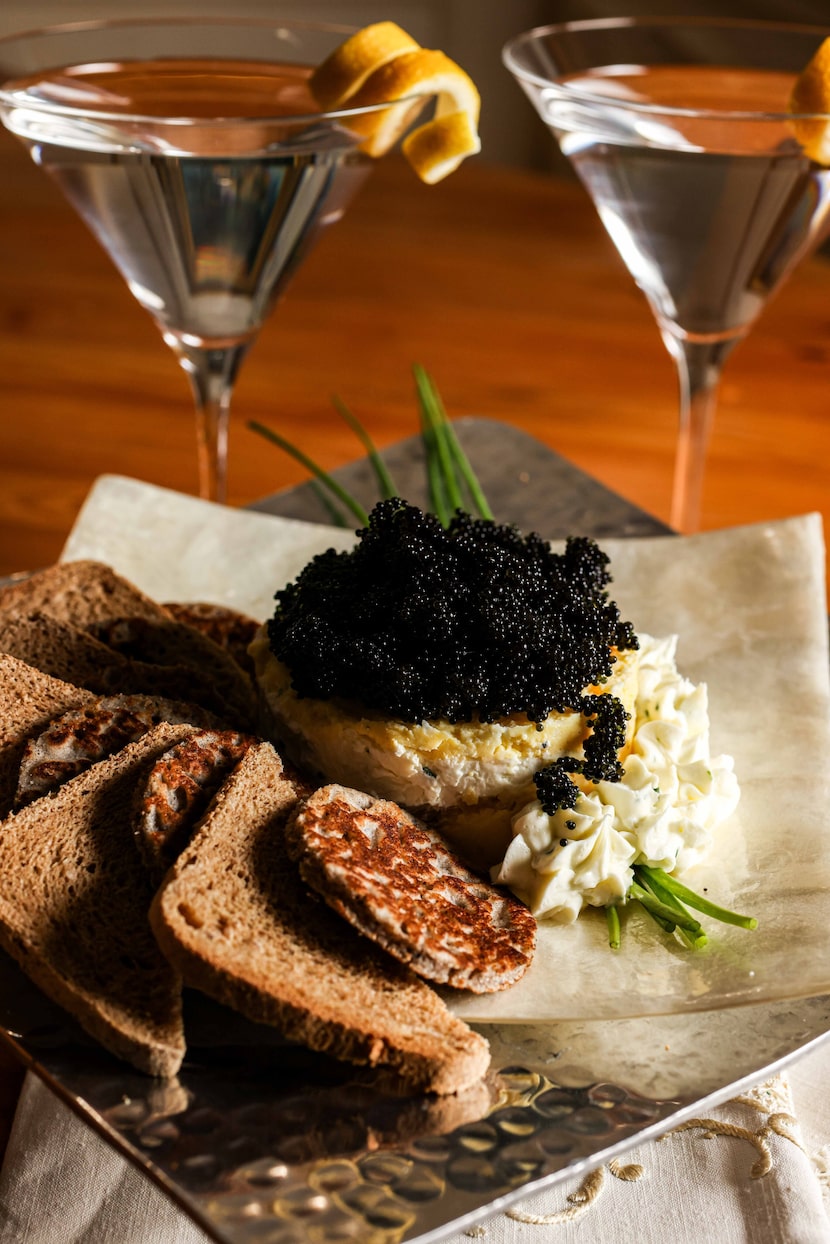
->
[[0, 562, 537, 1094]]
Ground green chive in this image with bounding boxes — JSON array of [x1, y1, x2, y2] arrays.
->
[[417, 366, 494, 521], [331, 395, 399, 500], [310, 480, 350, 527], [634, 867, 707, 949], [417, 401, 452, 527], [444, 417, 494, 520], [413, 364, 464, 516], [247, 420, 370, 528], [605, 904, 621, 950], [636, 899, 677, 936], [629, 882, 704, 935], [637, 865, 757, 931]]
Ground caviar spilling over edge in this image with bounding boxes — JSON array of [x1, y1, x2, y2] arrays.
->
[[534, 689, 632, 818], [267, 500, 638, 738]]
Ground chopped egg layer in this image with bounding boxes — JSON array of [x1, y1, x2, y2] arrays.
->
[[251, 628, 639, 812], [493, 634, 740, 923]]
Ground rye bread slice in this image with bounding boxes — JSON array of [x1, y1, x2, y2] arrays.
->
[[0, 653, 94, 817], [286, 785, 537, 993], [0, 612, 238, 723], [0, 562, 259, 728], [15, 694, 221, 808], [0, 723, 195, 1077], [0, 560, 167, 626], [163, 602, 260, 678], [89, 615, 258, 727], [134, 729, 256, 882], [151, 743, 490, 1096]]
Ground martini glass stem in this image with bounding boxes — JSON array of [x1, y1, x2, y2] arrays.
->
[[170, 340, 250, 504], [663, 333, 738, 534]]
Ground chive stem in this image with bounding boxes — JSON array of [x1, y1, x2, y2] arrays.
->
[[247, 420, 370, 528], [414, 364, 493, 521], [634, 866, 707, 949], [309, 480, 349, 528], [637, 865, 757, 931], [605, 904, 621, 950], [444, 418, 494, 520], [413, 365, 464, 517], [417, 401, 452, 527], [331, 395, 399, 499], [629, 882, 703, 935]]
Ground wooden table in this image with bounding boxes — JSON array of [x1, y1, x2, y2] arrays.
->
[[1, 127, 829, 580]]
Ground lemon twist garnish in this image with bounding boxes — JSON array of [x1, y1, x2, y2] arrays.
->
[[789, 36, 830, 163], [310, 22, 420, 110], [402, 111, 481, 185], [310, 22, 480, 183]]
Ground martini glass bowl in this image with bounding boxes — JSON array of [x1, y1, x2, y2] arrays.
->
[[504, 18, 830, 531], [0, 18, 423, 502]]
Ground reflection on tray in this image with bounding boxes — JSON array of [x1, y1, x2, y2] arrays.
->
[[0, 946, 676, 1242]]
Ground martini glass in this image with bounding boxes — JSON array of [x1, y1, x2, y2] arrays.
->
[[0, 18, 425, 502], [504, 18, 830, 532]]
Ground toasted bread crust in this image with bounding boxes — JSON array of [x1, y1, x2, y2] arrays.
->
[[0, 560, 170, 626], [151, 744, 490, 1095], [286, 785, 536, 992], [0, 653, 95, 816], [15, 693, 220, 808], [134, 729, 256, 879]]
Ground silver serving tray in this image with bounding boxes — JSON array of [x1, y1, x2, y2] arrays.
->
[[2, 420, 828, 1244]]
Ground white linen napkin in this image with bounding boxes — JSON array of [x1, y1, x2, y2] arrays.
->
[[1, 1045, 828, 1243]]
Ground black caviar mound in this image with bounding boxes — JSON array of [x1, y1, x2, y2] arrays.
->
[[268, 499, 638, 726]]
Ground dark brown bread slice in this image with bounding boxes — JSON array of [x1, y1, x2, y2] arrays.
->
[[163, 602, 261, 678], [151, 743, 490, 1095], [0, 611, 238, 722], [0, 561, 259, 728], [0, 611, 132, 688], [0, 723, 195, 1077], [0, 559, 167, 626], [89, 615, 259, 727], [15, 694, 221, 808], [286, 785, 536, 993], [134, 729, 257, 881], [0, 653, 94, 817]]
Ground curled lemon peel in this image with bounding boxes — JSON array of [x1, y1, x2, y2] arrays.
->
[[310, 22, 420, 110], [310, 22, 480, 183], [402, 111, 481, 184], [789, 36, 830, 163]]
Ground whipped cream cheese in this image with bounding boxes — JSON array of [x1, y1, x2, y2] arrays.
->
[[493, 634, 740, 923]]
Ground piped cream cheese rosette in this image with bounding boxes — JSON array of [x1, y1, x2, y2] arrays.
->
[[310, 21, 481, 183]]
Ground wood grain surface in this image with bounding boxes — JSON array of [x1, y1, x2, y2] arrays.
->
[[1, 127, 828, 579]]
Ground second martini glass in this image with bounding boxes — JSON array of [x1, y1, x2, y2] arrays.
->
[[504, 18, 830, 532], [0, 18, 427, 502]]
